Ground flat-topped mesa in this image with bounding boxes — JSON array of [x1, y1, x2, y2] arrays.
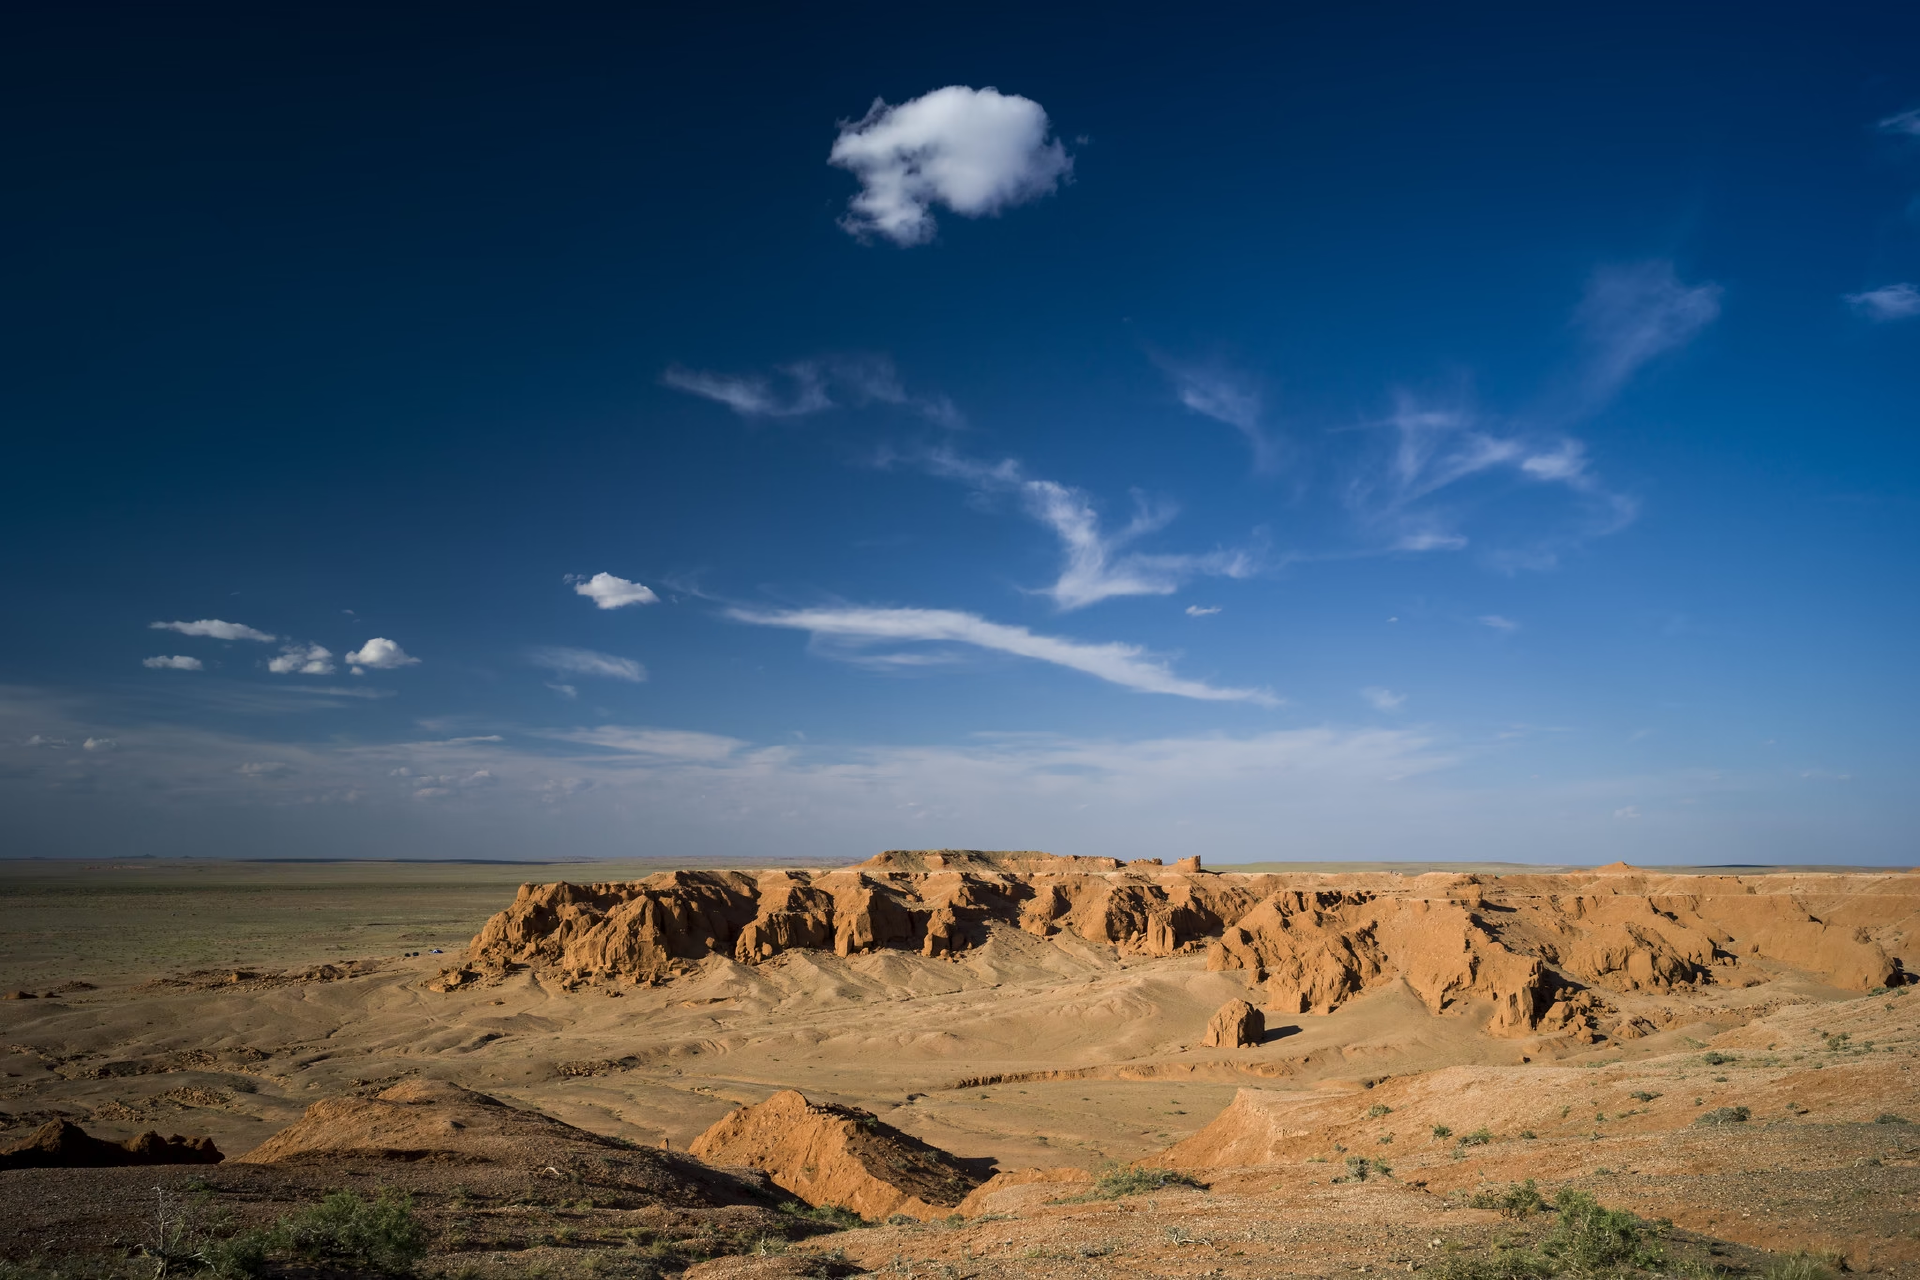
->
[[452, 856, 1917, 1041]]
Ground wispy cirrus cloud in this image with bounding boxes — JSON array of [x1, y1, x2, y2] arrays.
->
[[150, 619, 276, 642], [728, 604, 1276, 705], [529, 646, 647, 683], [1159, 360, 1282, 473], [829, 86, 1072, 246], [1478, 614, 1519, 632], [1573, 260, 1723, 407], [1846, 283, 1920, 322], [919, 449, 1261, 610], [664, 353, 960, 426]]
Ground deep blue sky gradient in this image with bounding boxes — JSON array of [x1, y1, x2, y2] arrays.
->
[[3, 3, 1916, 862]]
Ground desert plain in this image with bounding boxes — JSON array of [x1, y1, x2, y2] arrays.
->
[[2, 851, 1917, 1279]]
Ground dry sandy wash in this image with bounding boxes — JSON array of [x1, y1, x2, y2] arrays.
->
[[2, 851, 1917, 1278]]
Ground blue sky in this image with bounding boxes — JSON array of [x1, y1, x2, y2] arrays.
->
[[3, 4, 1917, 863]]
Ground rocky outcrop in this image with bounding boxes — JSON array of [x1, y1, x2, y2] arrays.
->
[[689, 1090, 982, 1222], [1203, 999, 1265, 1048], [0, 1120, 221, 1170], [458, 854, 1918, 1040]]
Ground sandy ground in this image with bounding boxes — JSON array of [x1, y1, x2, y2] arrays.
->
[[3, 858, 1917, 1276]]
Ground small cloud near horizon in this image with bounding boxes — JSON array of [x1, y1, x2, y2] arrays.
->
[[150, 619, 275, 642], [1846, 283, 1920, 322]]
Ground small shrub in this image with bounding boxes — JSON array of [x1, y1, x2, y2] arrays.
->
[[885, 1213, 918, 1225], [1458, 1127, 1493, 1147], [1701, 1051, 1736, 1066], [1089, 1163, 1205, 1198], [1695, 1106, 1751, 1126], [1518, 1130, 1537, 1140], [1366, 1103, 1393, 1118], [272, 1189, 426, 1274], [1467, 1180, 1546, 1218], [1379, 1133, 1394, 1144], [1876, 1113, 1911, 1125], [1432, 1124, 1453, 1138], [1546, 1190, 1664, 1273], [1344, 1155, 1374, 1181], [1629, 1091, 1660, 1102], [1762, 1252, 1842, 1280]]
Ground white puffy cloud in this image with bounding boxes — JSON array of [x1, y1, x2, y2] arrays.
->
[[570, 573, 659, 609], [82, 737, 116, 751], [829, 86, 1072, 245], [922, 449, 1259, 610], [150, 619, 276, 642], [344, 638, 419, 672], [1361, 686, 1407, 712], [1846, 283, 1920, 322], [529, 646, 647, 683], [730, 604, 1276, 705], [143, 655, 205, 671], [268, 644, 335, 675]]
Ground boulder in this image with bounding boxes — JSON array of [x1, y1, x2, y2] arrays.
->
[[1202, 998, 1265, 1048]]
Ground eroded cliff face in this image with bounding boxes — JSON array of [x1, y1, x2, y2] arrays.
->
[[453, 851, 1916, 1042]]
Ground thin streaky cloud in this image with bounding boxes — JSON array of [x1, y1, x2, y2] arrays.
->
[[1478, 614, 1520, 632], [1574, 261, 1722, 405], [150, 619, 276, 642], [1845, 283, 1920, 322], [662, 363, 831, 418], [1878, 107, 1920, 137], [529, 646, 648, 683], [829, 86, 1071, 246], [729, 604, 1277, 705], [1185, 605, 1221, 617]]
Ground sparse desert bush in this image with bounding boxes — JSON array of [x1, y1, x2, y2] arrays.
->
[[1431, 1189, 1663, 1279], [1366, 1103, 1393, 1118], [1630, 1091, 1661, 1102], [1432, 1124, 1454, 1138], [1701, 1051, 1736, 1066], [1876, 1113, 1911, 1125], [1344, 1155, 1390, 1181], [1458, 1127, 1494, 1147], [1695, 1106, 1751, 1126], [1468, 1180, 1547, 1218], [778, 1201, 868, 1230], [1089, 1163, 1205, 1198]]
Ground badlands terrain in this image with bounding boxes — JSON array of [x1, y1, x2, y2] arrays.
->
[[1, 851, 1916, 1278]]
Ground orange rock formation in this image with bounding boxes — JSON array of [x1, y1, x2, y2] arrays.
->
[[458, 852, 1914, 1041], [688, 1090, 982, 1221]]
